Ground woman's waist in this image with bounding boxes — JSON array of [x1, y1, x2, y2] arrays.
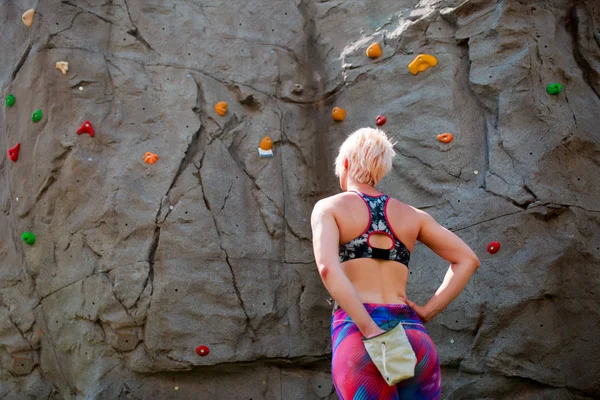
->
[[331, 286, 408, 313], [332, 302, 423, 327]]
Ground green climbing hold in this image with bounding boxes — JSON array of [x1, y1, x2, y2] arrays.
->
[[546, 83, 562, 95], [21, 232, 36, 246], [594, 32, 600, 48], [32, 109, 42, 122], [6, 94, 15, 107]]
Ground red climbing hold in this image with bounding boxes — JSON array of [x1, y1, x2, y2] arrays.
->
[[76, 120, 94, 137], [487, 241, 500, 254], [375, 115, 386, 126], [8, 143, 21, 162], [195, 345, 210, 356]]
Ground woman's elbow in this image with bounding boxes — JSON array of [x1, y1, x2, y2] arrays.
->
[[468, 253, 480, 270], [317, 263, 339, 282], [454, 251, 480, 270], [317, 263, 330, 280]]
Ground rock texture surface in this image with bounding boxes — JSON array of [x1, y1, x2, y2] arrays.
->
[[1, 0, 599, 399]]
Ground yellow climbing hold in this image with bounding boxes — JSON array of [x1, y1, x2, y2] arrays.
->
[[332, 107, 346, 122], [22, 9, 35, 27], [55, 61, 69, 75], [366, 43, 382, 59], [408, 54, 438, 75], [214, 101, 228, 116]]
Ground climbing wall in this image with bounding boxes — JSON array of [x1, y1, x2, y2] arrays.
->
[[1, 0, 599, 399]]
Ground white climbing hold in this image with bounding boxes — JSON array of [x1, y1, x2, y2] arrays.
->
[[474, 170, 478, 175], [79, 86, 83, 91], [88, 157, 92, 161], [16, 197, 19, 201], [270, 50, 275, 54], [450, 339, 455, 344], [55, 61, 69, 75], [264, 127, 268, 131], [169, 205, 174, 210], [174, 386, 179, 390]]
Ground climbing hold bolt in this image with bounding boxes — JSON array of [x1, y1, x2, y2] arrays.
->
[[76, 120, 95, 137], [292, 84, 304, 94], [258, 136, 274, 158], [55, 61, 69, 75], [487, 241, 500, 254], [6, 94, 15, 107], [8, 143, 21, 162], [375, 115, 386, 126], [408, 54, 438, 75], [22, 9, 35, 27], [21, 232, 36, 246], [332, 107, 346, 122], [195, 345, 210, 356], [143, 152, 159, 165], [437, 133, 453, 143], [366, 43, 382, 58], [214, 101, 228, 116], [546, 83, 562, 95], [31, 109, 42, 122]]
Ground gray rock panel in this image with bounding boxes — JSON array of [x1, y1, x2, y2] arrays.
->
[[0, 0, 599, 398]]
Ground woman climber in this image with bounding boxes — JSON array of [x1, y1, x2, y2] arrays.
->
[[311, 127, 480, 399]]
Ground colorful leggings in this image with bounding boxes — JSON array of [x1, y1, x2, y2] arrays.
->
[[331, 303, 441, 400]]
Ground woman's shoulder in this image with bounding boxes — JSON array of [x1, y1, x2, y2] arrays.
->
[[385, 196, 425, 218], [312, 192, 365, 214]]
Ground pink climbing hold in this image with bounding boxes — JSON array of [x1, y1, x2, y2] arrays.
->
[[76, 120, 94, 137], [487, 241, 500, 254], [8, 143, 21, 162], [195, 345, 210, 356]]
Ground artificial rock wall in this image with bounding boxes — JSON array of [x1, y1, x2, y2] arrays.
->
[[1, 0, 599, 399]]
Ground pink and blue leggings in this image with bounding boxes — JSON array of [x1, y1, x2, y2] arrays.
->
[[331, 303, 441, 400]]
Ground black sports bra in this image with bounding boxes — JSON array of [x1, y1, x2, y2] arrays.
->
[[338, 191, 411, 267]]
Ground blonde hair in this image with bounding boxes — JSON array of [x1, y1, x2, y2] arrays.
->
[[335, 127, 396, 185]]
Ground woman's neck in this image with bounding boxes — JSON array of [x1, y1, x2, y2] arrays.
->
[[346, 182, 381, 196]]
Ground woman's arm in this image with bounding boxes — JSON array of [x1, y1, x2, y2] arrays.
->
[[311, 199, 384, 338], [402, 209, 480, 322]]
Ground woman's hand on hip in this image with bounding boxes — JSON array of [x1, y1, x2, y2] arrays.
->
[[363, 325, 386, 339], [400, 297, 433, 323]]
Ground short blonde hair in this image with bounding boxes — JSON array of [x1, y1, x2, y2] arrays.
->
[[335, 127, 396, 185]]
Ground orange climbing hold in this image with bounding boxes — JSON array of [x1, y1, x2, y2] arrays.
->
[[22, 9, 35, 27], [143, 152, 159, 164], [366, 43, 382, 58], [408, 54, 438, 75], [77, 120, 95, 137], [332, 107, 346, 122], [214, 101, 228, 116], [55, 61, 69, 75], [258, 136, 274, 158], [437, 133, 453, 143]]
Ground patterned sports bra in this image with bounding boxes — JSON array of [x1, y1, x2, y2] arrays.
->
[[338, 191, 411, 267]]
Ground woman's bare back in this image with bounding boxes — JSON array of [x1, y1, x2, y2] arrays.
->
[[329, 190, 422, 304]]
